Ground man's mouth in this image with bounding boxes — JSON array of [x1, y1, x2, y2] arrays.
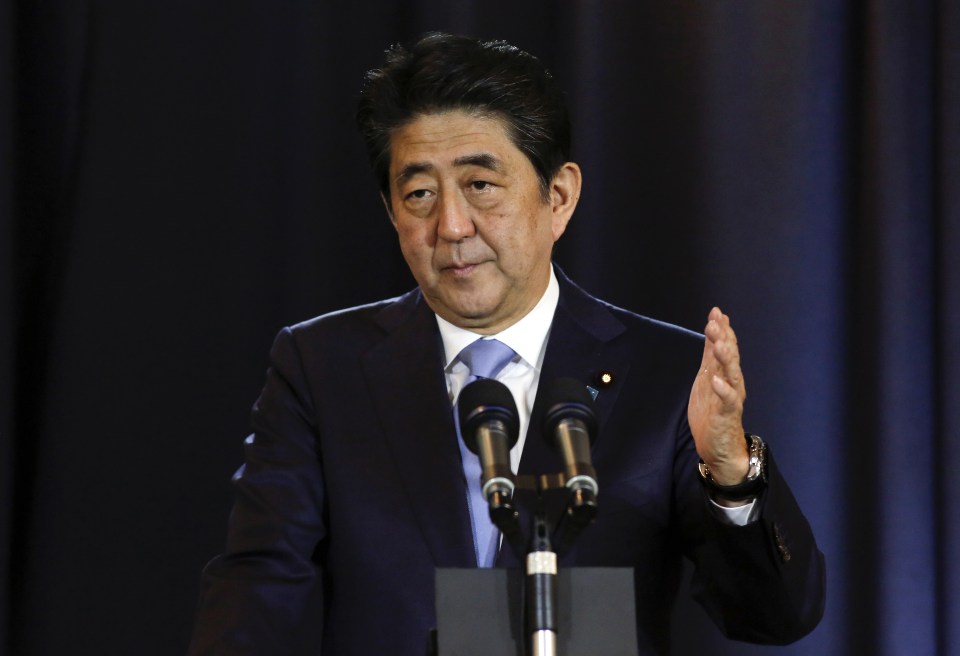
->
[[445, 262, 478, 274], [441, 261, 486, 277]]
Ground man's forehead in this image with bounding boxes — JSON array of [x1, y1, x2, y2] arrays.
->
[[388, 111, 519, 174]]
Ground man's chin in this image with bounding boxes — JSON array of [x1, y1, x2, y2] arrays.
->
[[433, 297, 502, 332]]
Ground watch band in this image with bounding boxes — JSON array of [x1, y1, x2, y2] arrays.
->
[[697, 433, 767, 501]]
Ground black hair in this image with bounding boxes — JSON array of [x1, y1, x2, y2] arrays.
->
[[356, 32, 571, 200]]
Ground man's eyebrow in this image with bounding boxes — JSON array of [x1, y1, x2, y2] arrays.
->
[[453, 153, 504, 172], [394, 162, 433, 185], [393, 153, 504, 186]]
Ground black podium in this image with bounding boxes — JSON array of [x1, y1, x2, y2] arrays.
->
[[434, 567, 639, 656]]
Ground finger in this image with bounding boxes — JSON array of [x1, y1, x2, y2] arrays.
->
[[712, 334, 740, 369], [704, 317, 722, 344], [712, 340, 744, 389], [698, 331, 719, 371], [711, 374, 743, 410], [701, 309, 741, 380], [706, 313, 737, 351], [710, 310, 735, 341], [710, 311, 741, 361]]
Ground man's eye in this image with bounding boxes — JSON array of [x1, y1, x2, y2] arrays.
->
[[470, 181, 492, 191], [407, 189, 432, 200]]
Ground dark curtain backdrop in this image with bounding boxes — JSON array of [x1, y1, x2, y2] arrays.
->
[[3, 1, 957, 654]]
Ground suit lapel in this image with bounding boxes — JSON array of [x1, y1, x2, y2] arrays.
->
[[519, 271, 630, 479], [496, 271, 631, 566], [361, 291, 476, 567]]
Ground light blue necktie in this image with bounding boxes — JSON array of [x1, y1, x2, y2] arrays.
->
[[454, 338, 518, 567]]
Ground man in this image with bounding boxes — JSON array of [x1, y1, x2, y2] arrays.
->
[[189, 33, 825, 655]]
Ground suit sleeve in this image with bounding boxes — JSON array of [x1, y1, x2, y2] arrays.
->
[[188, 327, 327, 655], [675, 430, 826, 645]]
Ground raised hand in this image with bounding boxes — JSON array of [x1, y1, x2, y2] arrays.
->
[[687, 307, 749, 486]]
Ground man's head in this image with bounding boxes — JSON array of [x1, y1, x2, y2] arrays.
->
[[356, 32, 572, 202], [357, 34, 581, 335]]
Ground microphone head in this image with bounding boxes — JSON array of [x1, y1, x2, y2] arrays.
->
[[458, 378, 521, 454], [539, 377, 598, 447]]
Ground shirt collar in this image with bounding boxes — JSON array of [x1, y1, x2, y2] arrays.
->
[[436, 265, 560, 370]]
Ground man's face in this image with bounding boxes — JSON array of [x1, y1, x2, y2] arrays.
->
[[386, 110, 580, 335]]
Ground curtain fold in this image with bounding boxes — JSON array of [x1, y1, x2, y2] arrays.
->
[[3, 1, 955, 653], [6, 3, 92, 654], [934, 1, 960, 653], [856, 1, 938, 653], [1, 2, 16, 652]]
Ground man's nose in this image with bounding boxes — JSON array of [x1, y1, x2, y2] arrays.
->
[[436, 192, 476, 242]]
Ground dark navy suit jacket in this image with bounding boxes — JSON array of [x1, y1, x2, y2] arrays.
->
[[189, 269, 825, 655]]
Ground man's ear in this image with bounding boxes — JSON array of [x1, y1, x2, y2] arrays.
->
[[381, 191, 397, 228], [549, 162, 582, 241]]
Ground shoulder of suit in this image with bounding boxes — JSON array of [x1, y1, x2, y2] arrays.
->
[[601, 299, 704, 343], [285, 287, 423, 339], [557, 272, 703, 347]]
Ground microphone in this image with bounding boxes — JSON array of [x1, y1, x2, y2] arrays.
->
[[540, 377, 599, 519], [458, 378, 521, 527]]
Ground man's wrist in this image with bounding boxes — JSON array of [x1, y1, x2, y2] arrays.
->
[[698, 433, 767, 501]]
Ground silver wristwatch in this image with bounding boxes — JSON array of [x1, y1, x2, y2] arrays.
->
[[697, 433, 767, 500]]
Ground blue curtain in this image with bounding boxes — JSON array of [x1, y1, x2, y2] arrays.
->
[[2, 1, 956, 654]]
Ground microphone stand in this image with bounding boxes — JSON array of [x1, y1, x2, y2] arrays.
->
[[526, 507, 557, 656], [490, 473, 595, 656]]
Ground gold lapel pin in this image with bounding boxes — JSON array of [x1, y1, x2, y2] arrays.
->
[[595, 370, 614, 388]]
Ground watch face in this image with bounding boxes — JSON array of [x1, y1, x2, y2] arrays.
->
[[747, 434, 768, 482]]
